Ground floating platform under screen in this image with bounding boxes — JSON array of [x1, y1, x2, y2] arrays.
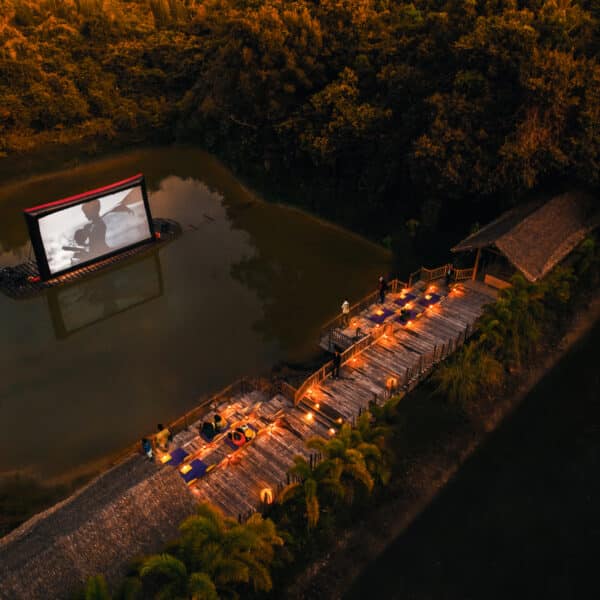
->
[[0, 218, 181, 300]]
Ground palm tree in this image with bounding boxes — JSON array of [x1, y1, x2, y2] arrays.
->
[[433, 340, 504, 406], [139, 553, 189, 599], [118, 576, 143, 600], [176, 503, 283, 594], [369, 394, 402, 427], [479, 274, 545, 369], [308, 427, 375, 502], [84, 575, 111, 600], [187, 573, 218, 600], [353, 412, 392, 485], [278, 455, 343, 529]]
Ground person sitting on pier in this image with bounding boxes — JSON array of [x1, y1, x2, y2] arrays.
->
[[214, 414, 226, 432], [227, 429, 246, 447], [141, 438, 153, 461], [155, 423, 171, 451], [239, 423, 256, 442], [200, 420, 216, 440]]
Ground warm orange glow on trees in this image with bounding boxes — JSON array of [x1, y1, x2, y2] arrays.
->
[[0, 0, 597, 227]]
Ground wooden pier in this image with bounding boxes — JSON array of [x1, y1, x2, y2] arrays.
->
[[158, 278, 497, 520]]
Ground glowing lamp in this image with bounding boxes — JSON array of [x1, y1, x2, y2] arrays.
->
[[315, 403, 320, 409], [307, 388, 313, 395], [180, 464, 192, 474], [406, 320, 412, 327], [376, 309, 384, 316], [328, 428, 335, 435], [425, 294, 432, 300], [261, 488, 274, 505], [375, 324, 380, 328], [336, 417, 343, 424], [306, 411, 314, 421], [387, 377, 398, 389], [160, 454, 172, 464]]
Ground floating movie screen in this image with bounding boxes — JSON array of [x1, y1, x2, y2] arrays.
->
[[24, 175, 154, 279], [47, 253, 163, 339]]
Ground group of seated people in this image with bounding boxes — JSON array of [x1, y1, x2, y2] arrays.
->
[[141, 423, 172, 461], [200, 413, 227, 440], [200, 412, 256, 447], [227, 423, 256, 447]]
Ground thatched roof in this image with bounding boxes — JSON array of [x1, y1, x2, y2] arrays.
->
[[0, 457, 198, 600], [452, 191, 599, 281]]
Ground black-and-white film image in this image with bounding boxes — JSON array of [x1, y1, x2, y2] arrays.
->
[[38, 185, 152, 275]]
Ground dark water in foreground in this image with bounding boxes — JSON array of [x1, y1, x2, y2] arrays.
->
[[346, 321, 599, 600], [0, 147, 392, 483]]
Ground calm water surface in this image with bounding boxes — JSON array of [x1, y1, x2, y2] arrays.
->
[[0, 147, 391, 482]]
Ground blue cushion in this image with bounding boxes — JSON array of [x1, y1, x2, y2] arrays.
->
[[393, 293, 416, 308], [180, 459, 208, 483], [167, 447, 188, 466], [367, 307, 394, 324]]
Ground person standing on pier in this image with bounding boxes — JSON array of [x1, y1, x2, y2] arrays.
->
[[445, 263, 454, 287], [332, 349, 342, 379], [341, 299, 350, 327], [378, 276, 388, 304]]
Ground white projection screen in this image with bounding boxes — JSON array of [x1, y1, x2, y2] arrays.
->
[[24, 175, 154, 280]]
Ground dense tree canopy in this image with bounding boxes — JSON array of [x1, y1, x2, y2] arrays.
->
[[0, 0, 598, 234]]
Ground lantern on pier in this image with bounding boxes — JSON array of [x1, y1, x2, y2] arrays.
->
[[261, 488, 274, 505]]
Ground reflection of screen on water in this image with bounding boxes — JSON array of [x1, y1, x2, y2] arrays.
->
[[38, 185, 152, 275], [47, 254, 163, 338]]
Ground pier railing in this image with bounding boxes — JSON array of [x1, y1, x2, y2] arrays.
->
[[408, 264, 451, 287], [320, 264, 457, 349], [120, 265, 479, 464], [453, 266, 474, 281], [296, 322, 393, 405], [319, 278, 407, 350]]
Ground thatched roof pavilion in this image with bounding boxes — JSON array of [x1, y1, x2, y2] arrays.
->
[[0, 457, 198, 600], [452, 191, 599, 282]]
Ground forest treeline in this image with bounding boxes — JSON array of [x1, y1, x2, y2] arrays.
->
[[0, 0, 598, 235]]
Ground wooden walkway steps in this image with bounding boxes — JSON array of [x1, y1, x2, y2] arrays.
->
[[157, 279, 497, 521]]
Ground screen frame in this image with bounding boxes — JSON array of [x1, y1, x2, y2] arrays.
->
[[24, 174, 155, 280]]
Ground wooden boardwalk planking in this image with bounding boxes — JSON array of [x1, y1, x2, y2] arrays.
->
[[160, 280, 496, 519]]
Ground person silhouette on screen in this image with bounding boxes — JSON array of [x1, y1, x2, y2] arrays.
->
[[72, 200, 109, 260]]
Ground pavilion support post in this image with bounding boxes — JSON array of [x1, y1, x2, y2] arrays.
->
[[472, 248, 482, 280]]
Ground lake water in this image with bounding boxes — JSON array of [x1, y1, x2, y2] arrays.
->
[[0, 146, 391, 483]]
